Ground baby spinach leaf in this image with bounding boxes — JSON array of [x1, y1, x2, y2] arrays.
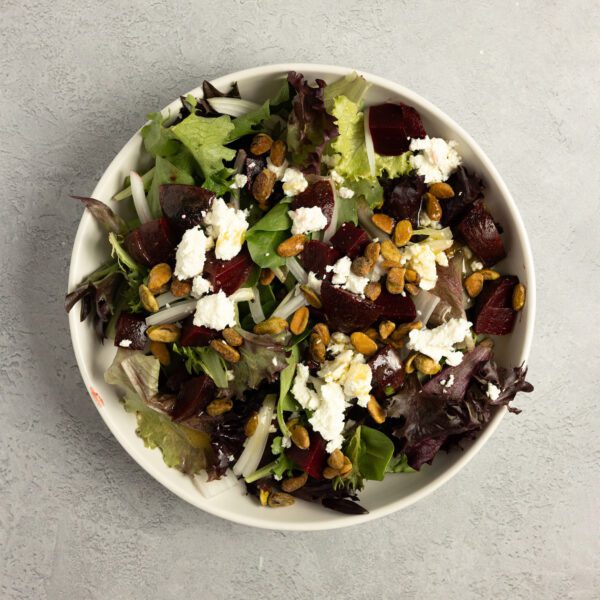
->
[[245, 202, 292, 268], [357, 426, 395, 481]]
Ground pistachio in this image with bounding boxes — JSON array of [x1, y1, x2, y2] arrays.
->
[[479, 268, 500, 281], [339, 457, 353, 476], [364, 281, 382, 301], [391, 320, 422, 342], [363, 327, 378, 341], [267, 491, 295, 508], [371, 213, 394, 234], [323, 466, 340, 480], [312, 323, 331, 346], [393, 219, 413, 247], [269, 139, 287, 166], [381, 259, 403, 269], [252, 168, 277, 203], [364, 241, 381, 266], [378, 320, 396, 340], [309, 332, 326, 363], [206, 399, 234, 417], [424, 192, 443, 221], [146, 323, 181, 343], [327, 449, 345, 470], [351, 256, 373, 277], [428, 182, 455, 199], [259, 488, 270, 506], [290, 424, 310, 449], [386, 267, 406, 294], [405, 268, 420, 283], [149, 341, 170, 366], [414, 353, 442, 375], [404, 352, 418, 374], [147, 263, 172, 294], [381, 239, 402, 263], [281, 473, 308, 493], [170, 277, 192, 297], [300, 284, 322, 308], [139, 284, 159, 313], [367, 395, 386, 424], [464, 272, 484, 298], [289, 306, 309, 335], [250, 133, 273, 155], [244, 412, 259, 437], [276, 234, 307, 257], [253, 317, 289, 335], [259, 268, 275, 285], [512, 283, 526, 311], [405, 282, 420, 296], [222, 327, 243, 347], [350, 331, 378, 356], [210, 339, 241, 363]]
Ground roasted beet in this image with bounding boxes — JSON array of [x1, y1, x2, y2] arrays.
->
[[114, 313, 147, 350], [179, 316, 220, 347], [367, 103, 426, 155], [441, 167, 485, 226], [287, 432, 327, 479], [290, 180, 335, 227], [320, 282, 380, 333], [381, 175, 427, 227], [172, 375, 216, 422], [368, 345, 405, 400], [159, 184, 215, 231], [457, 201, 506, 266], [374, 290, 417, 323], [473, 276, 518, 335], [330, 222, 370, 259], [125, 217, 176, 267], [299, 240, 340, 276], [203, 249, 253, 295]]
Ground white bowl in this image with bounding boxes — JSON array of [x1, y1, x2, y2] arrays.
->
[[68, 63, 535, 530]]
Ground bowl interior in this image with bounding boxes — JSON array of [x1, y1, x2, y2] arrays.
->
[[68, 64, 535, 530]]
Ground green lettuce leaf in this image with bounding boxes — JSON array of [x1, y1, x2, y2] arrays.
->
[[173, 344, 230, 389], [324, 71, 371, 113], [375, 152, 413, 179], [146, 153, 196, 218], [386, 453, 415, 473], [245, 202, 292, 269], [141, 112, 181, 158], [229, 100, 270, 140], [342, 178, 384, 210]]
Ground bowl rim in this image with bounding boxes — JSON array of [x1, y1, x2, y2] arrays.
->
[[68, 62, 536, 531]]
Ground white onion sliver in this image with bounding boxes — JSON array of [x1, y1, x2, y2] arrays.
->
[[363, 107, 377, 177], [208, 97, 261, 117], [229, 287, 254, 303], [156, 291, 179, 308], [272, 266, 288, 283], [193, 469, 243, 499], [249, 287, 266, 324], [145, 299, 196, 326], [322, 181, 339, 243], [130, 171, 152, 224], [358, 205, 390, 241], [287, 257, 308, 285], [113, 167, 154, 201], [412, 289, 440, 326], [272, 293, 307, 320]]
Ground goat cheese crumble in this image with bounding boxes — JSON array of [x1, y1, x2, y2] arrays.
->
[[288, 206, 328, 235], [193, 290, 236, 330], [203, 197, 249, 260], [229, 173, 248, 189], [307, 271, 322, 294], [174, 226, 208, 280], [281, 167, 308, 196], [406, 318, 472, 366], [191, 275, 212, 299], [327, 256, 369, 296], [486, 382, 501, 401], [409, 136, 461, 183], [119, 339, 132, 348]]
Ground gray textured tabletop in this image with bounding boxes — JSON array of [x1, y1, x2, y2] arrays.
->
[[1, 1, 599, 598]]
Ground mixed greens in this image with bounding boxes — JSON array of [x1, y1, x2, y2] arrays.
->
[[66, 71, 533, 514]]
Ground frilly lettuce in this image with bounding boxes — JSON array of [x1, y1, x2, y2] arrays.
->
[[324, 71, 371, 113]]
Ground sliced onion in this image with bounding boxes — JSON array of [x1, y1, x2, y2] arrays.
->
[[233, 395, 276, 478], [358, 205, 390, 241], [155, 291, 180, 308], [229, 287, 254, 303], [363, 107, 377, 177], [272, 292, 307, 320], [207, 97, 261, 117], [130, 171, 152, 224], [322, 181, 339, 243], [248, 287, 266, 324], [193, 469, 243, 498], [412, 289, 440, 326], [272, 266, 288, 283], [287, 257, 308, 285], [113, 167, 154, 202], [145, 299, 197, 326]]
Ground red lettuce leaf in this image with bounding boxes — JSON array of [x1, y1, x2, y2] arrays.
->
[[429, 254, 467, 327]]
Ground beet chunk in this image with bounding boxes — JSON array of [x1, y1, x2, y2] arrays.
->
[[290, 180, 335, 228], [299, 240, 340, 277], [203, 249, 253, 295], [374, 290, 417, 323], [114, 313, 147, 350], [159, 184, 215, 231], [172, 375, 216, 422], [125, 217, 176, 267], [368, 345, 405, 400], [320, 282, 380, 333], [456, 201, 506, 266], [179, 316, 220, 347], [330, 222, 370, 259], [287, 432, 327, 479], [473, 276, 519, 335], [367, 103, 426, 155], [381, 175, 427, 227], [441, 167, 485, 226]]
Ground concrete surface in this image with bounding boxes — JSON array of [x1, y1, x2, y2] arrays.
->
[[1, 1, 598, 598]]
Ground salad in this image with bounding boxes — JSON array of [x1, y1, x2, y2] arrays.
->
[[66, 71, 533, 514]]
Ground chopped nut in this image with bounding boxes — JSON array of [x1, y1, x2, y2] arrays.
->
[[363, 327, 378, 341], [323, 466, 339, 480], [269, 139, 287, 166], [351, 256, 373, 276], [250, 133, 273, 156], [393, 219, 413, 247], [206, 399, 234, 417], [371, 213, 394, 234], [386, 267, 406, 294], [339, 457, 353, 476], [253, 317, 289, 335], [170, 277, 192, 297], [350, 331, 378, 356], [428, 182, 455, 199], [414, 353, 442, 375], [259, 268, 275, 285], [252, 168, 277, 203], [290, 424, 310, 449], [479, 268, 500, 281], [367, 395, 386, 424], [405, 268, 420, 283], [139, 284, 159, 313], [327, 449, 345, 470], [210, 339, 241, 363], [424, 192, 442, 221], [464, 272, 484, 298], [512, 283, 526, 311], [309, 332, 326, 362], [222, 327, 243, 347], [381, 239, 402, 263], [147, 263, 172, 294], [276, 234, 307, 257], [300, 284, 322, 308], [290, 306, 309, 335], [312, 323, 331, 346], [281, 473, 308, 493], [405, 282, 420, 296], [244, 412, 258, 437], [379, 320, 396, 340], [146, 323, 181, 343], [381, 259, 402, 269], [267, 492, 295, 508], [149, 341, 170, 366], [364, 281, 382, 301], [391, 321, 422, 342], [404, 352, 418, 374], [364, 241, 381, 265]]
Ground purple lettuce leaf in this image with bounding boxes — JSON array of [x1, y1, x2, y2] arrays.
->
[[429, 253, 467, 327], [441, 167, 485, 227]]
